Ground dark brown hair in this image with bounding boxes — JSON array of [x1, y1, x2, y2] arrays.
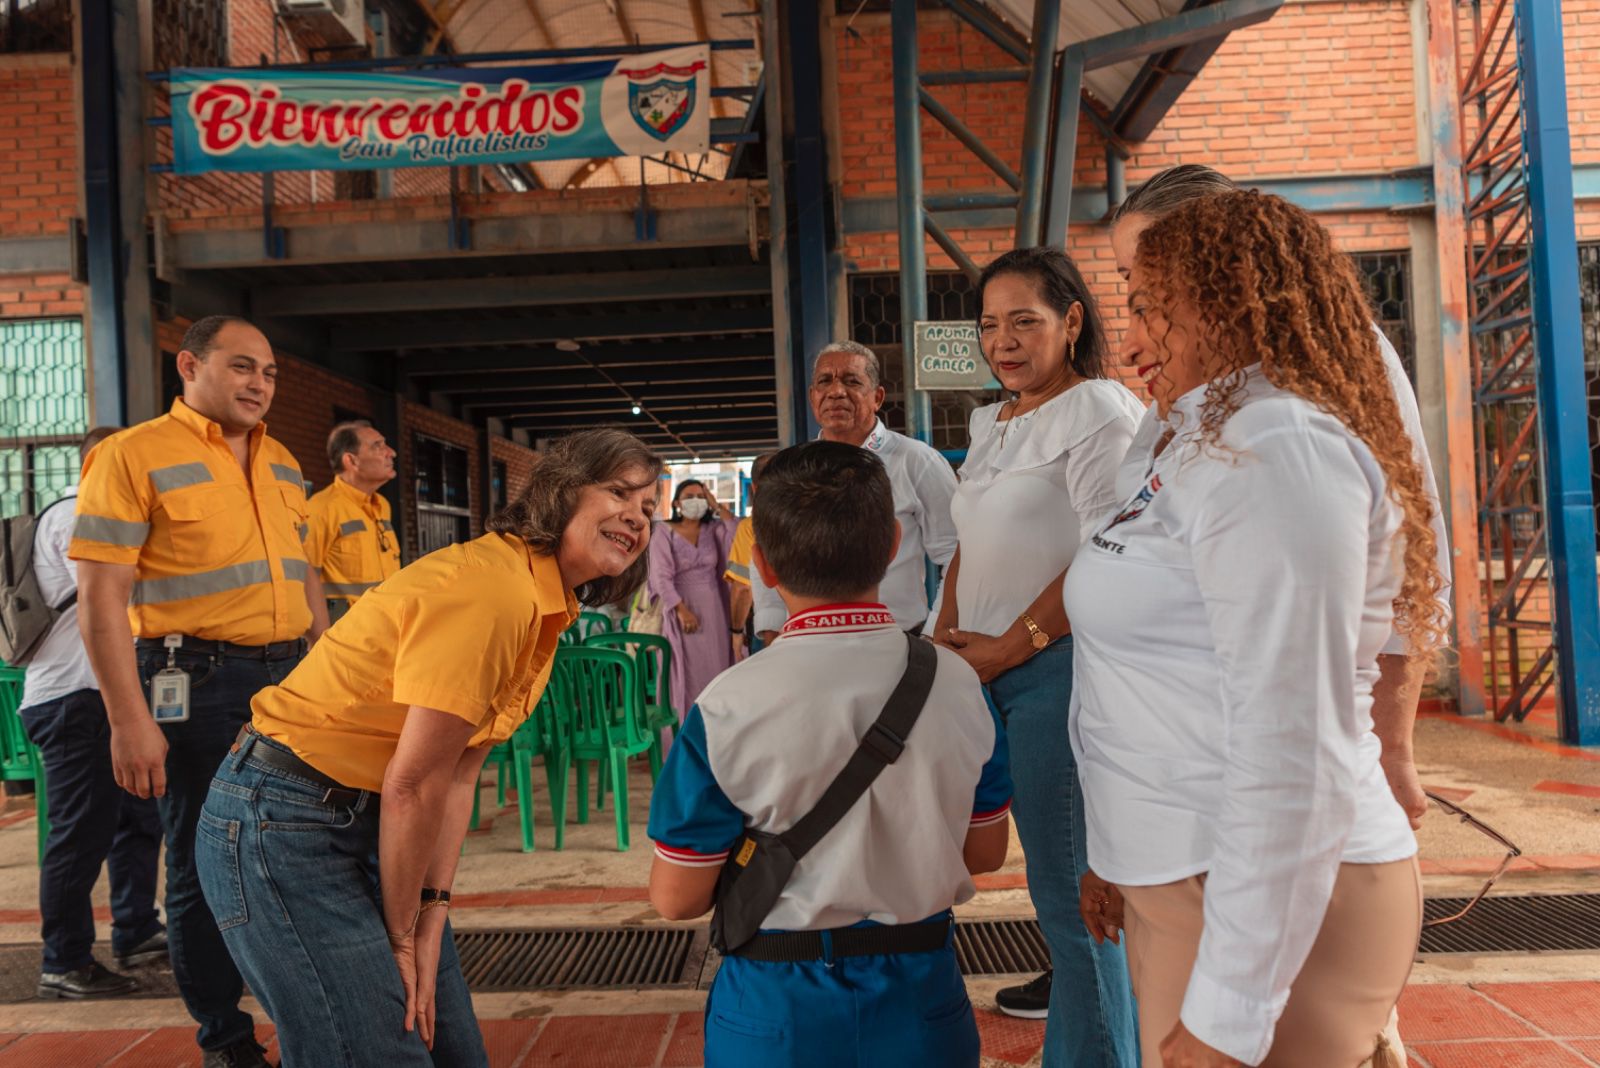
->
[[180, 315, 254, 359], [485, 428, 663, 607], [326, 420, 372, 476], [1134, 190, 1446, 650], [977, 247, 1108, 380], [753, 441, 895, 601]]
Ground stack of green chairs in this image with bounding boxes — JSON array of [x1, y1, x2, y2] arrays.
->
[[0, 665, 48, 862], [582, 632, 678, 777], [561, 646, 653, 851]]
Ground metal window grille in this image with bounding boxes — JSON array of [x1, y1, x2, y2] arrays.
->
[[0, 319, 87, 518], [1353, 252, 1417, 385], [152, 0, 228, 70], [0, 0, 71, 54], [413, 433, 471, 555], [849, 271, 1001, 452]]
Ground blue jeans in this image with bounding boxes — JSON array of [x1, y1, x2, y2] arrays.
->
[[197, 730, 488, 1068], [985, 637, 1138, 1068], [137, 644, 301, 1052], [20, 688, 163, 973], [706, 920, 977, 1068]]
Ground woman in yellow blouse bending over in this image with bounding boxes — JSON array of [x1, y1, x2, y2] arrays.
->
[[195, 428, 661, 1067]]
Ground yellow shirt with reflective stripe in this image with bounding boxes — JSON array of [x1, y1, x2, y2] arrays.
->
[[305, 477, 400, 603], [724, 517, 755, 586], [251, 532, 578, 793], [69, 398, 313, 645]]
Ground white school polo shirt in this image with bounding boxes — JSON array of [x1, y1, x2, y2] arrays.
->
[[647, 604, 1011, 931]]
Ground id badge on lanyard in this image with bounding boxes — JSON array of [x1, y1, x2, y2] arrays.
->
[[149, 634, 191, 723]]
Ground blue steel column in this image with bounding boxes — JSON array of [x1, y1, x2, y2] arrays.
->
[[1014, 0, 1061, 248], [761, 0, 798, 445], [891, 0, 930, 442], [79, 0, 127, 425], [1514, 0, 1600, 744], [787, 0, 830, 442]]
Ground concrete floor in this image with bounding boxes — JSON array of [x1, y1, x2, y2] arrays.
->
[[1, 711, 1599, 1065]]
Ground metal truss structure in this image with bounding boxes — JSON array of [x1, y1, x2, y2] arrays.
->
[[1454, 0, 1600, 741]]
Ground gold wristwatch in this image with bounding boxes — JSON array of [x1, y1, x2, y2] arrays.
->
[[1019, 613, 1050, 650]]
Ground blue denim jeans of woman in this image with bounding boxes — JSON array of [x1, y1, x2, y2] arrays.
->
[[195, 730, 488, 1067], [985, 636, 1138, 1068]]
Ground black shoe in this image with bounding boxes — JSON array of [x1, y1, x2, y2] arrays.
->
[[36, 960, 138, 999], [114, 928, 169, 968], [995, 968, 1052, 1019], [202, 1038, 274, 1068]]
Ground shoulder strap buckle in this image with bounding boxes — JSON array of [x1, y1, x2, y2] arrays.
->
[[863, 721, 906, 764]]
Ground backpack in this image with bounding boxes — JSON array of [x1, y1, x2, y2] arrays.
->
[[0, 495, 79, 666]]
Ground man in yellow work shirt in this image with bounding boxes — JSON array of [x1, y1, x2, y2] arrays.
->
[[724, 452, 775, 658], [306, 420, 400, 623], [71, 315, 328, 1068]]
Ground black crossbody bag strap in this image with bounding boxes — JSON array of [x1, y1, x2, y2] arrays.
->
[[777, 632, 938, 858]]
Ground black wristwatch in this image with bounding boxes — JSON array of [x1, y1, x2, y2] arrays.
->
[[420, 886, 451, 904]]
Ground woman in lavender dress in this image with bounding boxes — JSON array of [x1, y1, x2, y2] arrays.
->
[[648, 480, 736, 725]]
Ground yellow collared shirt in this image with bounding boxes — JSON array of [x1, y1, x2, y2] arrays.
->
[[251, 532, 578, 793], [724, 516, 755, 586], [69, 398, 313, 645], [305, 477, 401, 603]]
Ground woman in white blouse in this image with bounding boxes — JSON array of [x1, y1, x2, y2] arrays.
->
[[1066, 192, 1445, 1068], [933, 247, 1144, 1067]]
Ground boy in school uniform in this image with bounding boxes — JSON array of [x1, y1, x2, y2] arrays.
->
[[647, 440, 1012, 1068]]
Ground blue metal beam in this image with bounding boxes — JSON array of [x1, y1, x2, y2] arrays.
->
[[1070, 0, 1282, 71], [80, 0, 126, 426], [1015, 0, 1062, 247], [892, 0, 931, 441], [789, 0, 831, 443], [1514, 0, 1600, 745]]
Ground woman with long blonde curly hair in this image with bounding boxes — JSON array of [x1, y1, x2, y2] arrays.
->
[[1063, 191, 1439, 1068]]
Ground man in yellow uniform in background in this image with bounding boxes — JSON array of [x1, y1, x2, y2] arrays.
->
[[71, 315, 328, 1068], [306, 420, 400, 623]]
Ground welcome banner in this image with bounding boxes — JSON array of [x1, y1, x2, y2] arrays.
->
[[168, 45, 711, 175]]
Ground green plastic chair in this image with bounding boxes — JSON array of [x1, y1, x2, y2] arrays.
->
[[560, 611, 615, 646], [561, 647, 653, 851], [0, 666, 48, 863], [533, 658, 577, 850], [582, 631, 678, 778], [468, 710, 545, 852]]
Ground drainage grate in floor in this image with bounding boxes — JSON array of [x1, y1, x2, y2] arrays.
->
[[455, 927, 702, 990], [1419, 893, 1600, 954], [955, 919, 1052, 975]]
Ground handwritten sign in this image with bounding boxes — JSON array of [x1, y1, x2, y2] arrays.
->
[[912, 321, 999, 391]]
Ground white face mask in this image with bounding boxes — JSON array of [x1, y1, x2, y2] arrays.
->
[[678, 497, 710, 520]]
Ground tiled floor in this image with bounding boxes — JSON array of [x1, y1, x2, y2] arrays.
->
[[4, 985, 1600, 1067]]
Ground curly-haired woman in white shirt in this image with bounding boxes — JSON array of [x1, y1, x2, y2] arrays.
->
[[1066, 191, 1444, 1068]]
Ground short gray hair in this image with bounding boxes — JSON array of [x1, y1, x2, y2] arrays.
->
[[1112, 164, 1238, 224], [327, 420, 372, 476], [814, 340, 882, 388]]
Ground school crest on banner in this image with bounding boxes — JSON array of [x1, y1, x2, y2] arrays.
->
[[622, 62, 699, 142]]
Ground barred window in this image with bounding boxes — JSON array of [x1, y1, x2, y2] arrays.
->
[[0, 319, 87, 517], [848, 272, 1000, 453], [1352, 252, 1417, 385], [0, 0, 71, 54]]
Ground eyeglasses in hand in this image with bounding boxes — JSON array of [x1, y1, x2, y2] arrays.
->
[[1422, 791, 1523, 928]]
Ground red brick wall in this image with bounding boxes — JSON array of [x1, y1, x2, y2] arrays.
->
[[1568, 0, 1600, 173], [0, 272, 82, 319], [0, 54, 76, 239], [489, 435, 540, 509]]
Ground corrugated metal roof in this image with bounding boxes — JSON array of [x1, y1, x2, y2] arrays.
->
[[982, 0, 1191, 110], [436, 0, 758, 189]]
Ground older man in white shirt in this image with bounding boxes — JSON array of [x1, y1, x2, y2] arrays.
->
[[807, 341, 958, 635]]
